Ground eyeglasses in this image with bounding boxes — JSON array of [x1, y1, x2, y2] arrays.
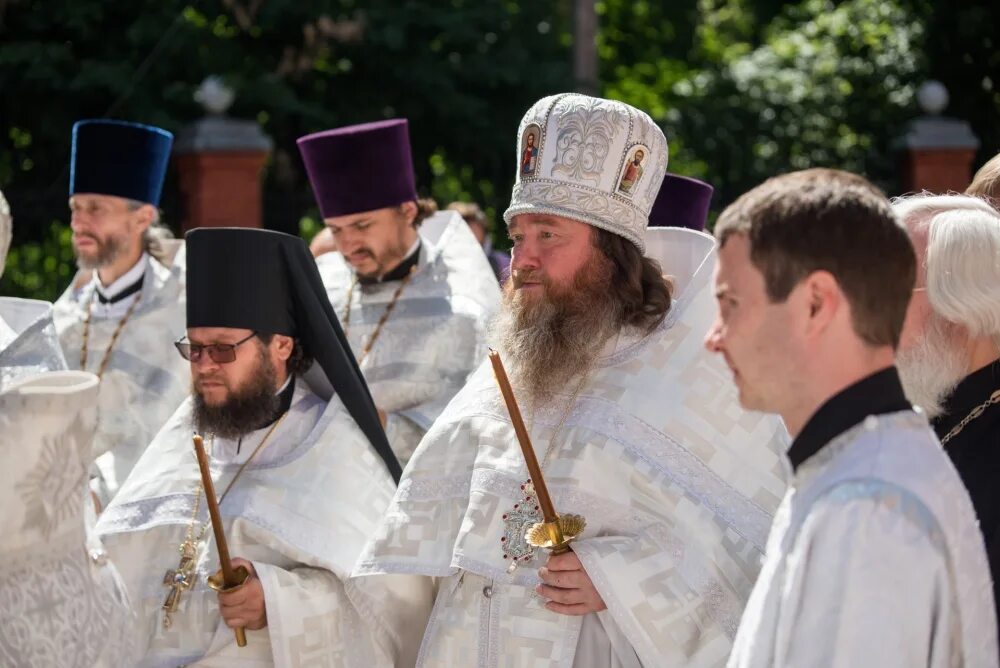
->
[[174, 332, 256, 364]]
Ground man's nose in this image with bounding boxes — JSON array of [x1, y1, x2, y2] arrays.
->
[[69, 212, 87, 231], [704, 319, 725, 354], [192, 352, 221, 371], [337, 231, 363, 252], [510, 240, 540, 272]]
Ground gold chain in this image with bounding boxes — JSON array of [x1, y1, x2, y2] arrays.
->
[[80, 290, 142, 379], [187, 411, 288, 541], [940, 389, 1000, 445], [342, 266, 415, 365]]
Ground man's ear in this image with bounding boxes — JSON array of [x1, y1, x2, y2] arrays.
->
[[398, 200, 418, 227], [801, 270, 842, 338], [272, 334, 294, 362], [132, 203, 156, 234]]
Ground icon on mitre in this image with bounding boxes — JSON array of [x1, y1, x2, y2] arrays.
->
[[520, 125, 541, 177], [618, 146, 647, 195]]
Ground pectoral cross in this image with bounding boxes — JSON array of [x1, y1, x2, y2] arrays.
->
[[162, 540, 198, 629]]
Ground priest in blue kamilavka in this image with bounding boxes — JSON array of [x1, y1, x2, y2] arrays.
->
[[52, 120, 189, 505], [355, 93, 788, 667], [298, 119, 501, 465], [1, 189, 135, 666], [96, 227, 431, 666]]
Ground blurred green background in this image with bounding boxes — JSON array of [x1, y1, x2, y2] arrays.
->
[[2, 0, 997, 301]]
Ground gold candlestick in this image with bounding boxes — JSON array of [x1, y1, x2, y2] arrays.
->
[[488, 350, 586, 555]]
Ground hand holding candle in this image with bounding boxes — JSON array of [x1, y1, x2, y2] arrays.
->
[[193, 435, 249, 647]]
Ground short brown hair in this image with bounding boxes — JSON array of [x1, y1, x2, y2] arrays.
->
[[593, 228, 672, 333], [398, 197, 439, 228], [714, 168, 915, 348], [967, 152, 1000, 210]]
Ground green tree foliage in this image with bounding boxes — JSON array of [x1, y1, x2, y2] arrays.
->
[[0, 223, 76, 301], [2, 0, 998, 300], [1, 0, 573, 299], [601, 0, 933, 204]]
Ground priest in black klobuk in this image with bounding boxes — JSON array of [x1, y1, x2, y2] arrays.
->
[[96, 227, 430, 667]]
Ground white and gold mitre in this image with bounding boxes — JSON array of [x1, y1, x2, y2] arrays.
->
[[503, 93, 668, 252]]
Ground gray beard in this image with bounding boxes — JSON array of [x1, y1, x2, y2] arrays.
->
[[897, 316, 968, 419], [192, 351, 280, 440], [75, 233, 127, 270], [492, 275, 621, 407]]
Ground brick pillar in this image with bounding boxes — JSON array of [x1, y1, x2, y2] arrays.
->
[[897, 81, 979, 194], [901, 148, 978, 194], [174, 116, 272, 232]]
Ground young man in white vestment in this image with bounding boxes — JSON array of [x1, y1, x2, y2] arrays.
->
[[52, 119, 189, 506], [355, 93, 789, 667], [1, 189, 134, 666], [706, 169, 999, 667], [892, 194, 1000, 629], [297, 119, 501, 465], [95, 228, 431, 667]]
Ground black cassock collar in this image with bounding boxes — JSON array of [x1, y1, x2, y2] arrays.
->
[[787, 367, 912, 472]]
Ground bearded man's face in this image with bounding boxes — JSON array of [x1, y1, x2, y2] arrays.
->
[[69, 193, 144, 270], [495, 215, 622, 404], [325, 205, 416, 281], [187, 328, 282, 440]]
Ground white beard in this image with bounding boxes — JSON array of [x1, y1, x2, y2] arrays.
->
[[897, 316, 968, 419]]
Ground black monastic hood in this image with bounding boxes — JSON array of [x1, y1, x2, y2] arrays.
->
[[185, 227, 402, 483]]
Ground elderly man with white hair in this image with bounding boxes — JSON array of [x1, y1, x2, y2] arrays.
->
[[894, 192, 1000, 624]]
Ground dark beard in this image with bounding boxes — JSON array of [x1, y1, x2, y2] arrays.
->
[[492, 254, 621, 406], [192, 350, 280, 440], [356, 232, 415, 281]]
